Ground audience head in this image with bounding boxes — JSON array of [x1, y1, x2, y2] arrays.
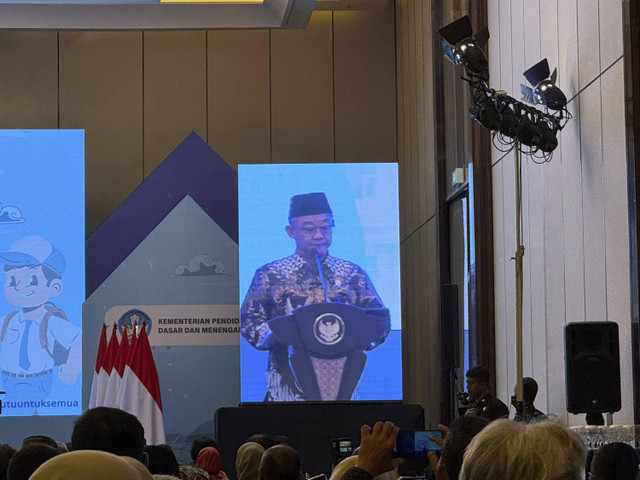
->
[[30, 450, 153, 480], [245, 434, 288, 450], [459, 419, 585, 480], [521, 377, 538, 404], [236, 442, 265, 480], [21, 435, 59, 449], [7, 444, 61, 480], [272, 435, 290, 446], [191, 436, 219, 463], [329, 456, 358, 480], [330, 454, 397, 480], [465, 366, 490, 401], [144, 445, 179, 477], [196, 447, 224, 477], [590, 442, 640, 480], [0, 444, 16, 480], [71, 406, 146, 461], [259, 445, 302, 480], [440, 416, 490, 480]]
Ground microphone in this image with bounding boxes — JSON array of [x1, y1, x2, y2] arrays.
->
[[314, 250, 329, 302]]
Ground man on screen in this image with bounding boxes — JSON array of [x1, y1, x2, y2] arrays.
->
[[241, 192, 390, 401]]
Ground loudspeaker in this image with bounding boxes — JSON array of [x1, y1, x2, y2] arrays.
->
[[565, 322, 621, 413], [440, 284, 460, 368]]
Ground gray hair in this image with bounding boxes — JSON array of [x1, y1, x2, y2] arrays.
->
[[460, 419, 585, 480]]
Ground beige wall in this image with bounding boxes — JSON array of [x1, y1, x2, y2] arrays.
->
[[395, 0, 441, 425], [489, 0, 630, 423], [0, 10, 397, 236]]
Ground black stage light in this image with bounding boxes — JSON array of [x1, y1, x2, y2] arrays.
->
[[520, 58, 567, 110], [439, 15, 490, 82], [515, 107, 542, 148], [536, 118, 559, 153], [495, 96, 521, 138], [469, 87, 501, 130]]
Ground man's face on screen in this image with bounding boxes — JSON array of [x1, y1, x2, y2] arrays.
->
[[286, 213, 334, 260]]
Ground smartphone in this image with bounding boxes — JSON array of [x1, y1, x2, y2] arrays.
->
[[394, 430, 442, 457], [331, 437, 353, 465]]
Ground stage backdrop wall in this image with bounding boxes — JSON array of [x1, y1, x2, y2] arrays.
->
[[83, 134, 240, 461], [488, 0, 631, 424]]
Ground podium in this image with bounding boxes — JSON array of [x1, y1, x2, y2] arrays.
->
[[268, 303, 390, 401]]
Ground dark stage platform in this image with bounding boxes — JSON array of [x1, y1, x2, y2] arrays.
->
[[215, 402, 424, 479]]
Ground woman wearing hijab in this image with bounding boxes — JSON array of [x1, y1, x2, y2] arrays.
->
[[235, 442, 265, 480], [29, 450, 154, 480], [195, 447, 228, 480]]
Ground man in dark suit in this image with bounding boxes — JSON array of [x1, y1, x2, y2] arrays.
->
[[464, 366, 509, 421]]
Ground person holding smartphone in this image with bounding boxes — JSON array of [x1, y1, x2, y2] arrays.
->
[[338, 422, 399, 480]]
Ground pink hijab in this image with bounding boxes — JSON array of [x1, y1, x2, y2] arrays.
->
[[195, 447, 228, 480]]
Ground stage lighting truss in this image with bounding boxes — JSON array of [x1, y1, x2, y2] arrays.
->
[[462, 80, 568, 162], [439, 17, 572, 162]]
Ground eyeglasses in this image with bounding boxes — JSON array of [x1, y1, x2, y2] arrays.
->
[[297, 223, 334, 236]]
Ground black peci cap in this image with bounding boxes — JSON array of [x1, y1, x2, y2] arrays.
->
[[288, 192, 332, 219]]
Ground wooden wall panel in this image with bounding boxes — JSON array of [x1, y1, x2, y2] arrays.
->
[[0, 32, 58, 128], [487, 0, 500, 90], [407, 0, 419, 230], [492, 163, 508, 398], [580, 81, 607, 320], [599, 0, 623, 67], [602, 61, 633, 420], [143, 31, 207, 176], [525, 162, 545, 381], [539, 1, 561, 416], [502, 153, 517, 405], [419, 0, 436, 223], [509, 0, 525, 96], [577, 0, 601, 87], [59, 32, 143, 236], [395, 0, 440, 424], [399, 0, 411, 239], [557, 0, 585, 323], [334, 7, 396, 164], [425, 221, 440, 424], [497, 0, 512, 92], [208, 30, 270, 168], [523, 0, 541, 75], [396, 0, 408, 240], [539, 0, 558, 80], [577, 0, 606, 321], [542, 156, 563, 417], [404, 0, 416, 235], [271, 11, 334, 164]]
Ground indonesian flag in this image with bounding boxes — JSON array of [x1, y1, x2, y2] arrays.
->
[[117, 324, 165, 444], [89, 324, 119, 408], [128, 323, 138, 362], [103, 325, 130, 407], [88, 325, 108, 408]]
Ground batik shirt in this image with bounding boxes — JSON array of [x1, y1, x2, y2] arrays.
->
[[241, 252, 389, 401]]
